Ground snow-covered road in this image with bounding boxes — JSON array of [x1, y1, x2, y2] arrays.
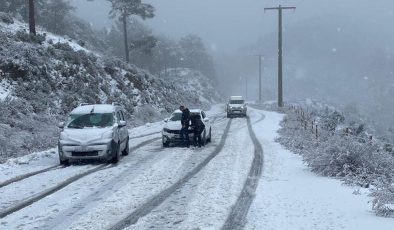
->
[[1, 105, 394, 230]]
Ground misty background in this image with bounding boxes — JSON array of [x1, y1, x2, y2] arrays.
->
[[43, 0, 394, 136]]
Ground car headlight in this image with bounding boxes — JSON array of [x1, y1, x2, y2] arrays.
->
[[60, 132, 69, 140], [101, 130, 113, 139]]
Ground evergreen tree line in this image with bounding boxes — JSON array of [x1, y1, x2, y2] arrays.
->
[[1, 0, 216, 80]]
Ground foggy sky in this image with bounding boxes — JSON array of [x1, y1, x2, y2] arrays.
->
[[70, 0, 394, 131], [71, 0, 394, 54]]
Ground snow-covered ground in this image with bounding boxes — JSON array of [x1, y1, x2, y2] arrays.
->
[[245, 108, 394, 230], [1, 104, 393, 229], [0, 19, 88, 53]]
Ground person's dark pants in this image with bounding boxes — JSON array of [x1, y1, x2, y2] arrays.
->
[[193, 130, 203, 147], [180, 127, 190, 147]]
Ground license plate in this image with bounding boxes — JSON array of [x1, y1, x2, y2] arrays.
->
[[74, 146, 91, 152]]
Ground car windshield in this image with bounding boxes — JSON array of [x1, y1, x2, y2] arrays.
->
[[67, 113, 114, 128], [170, 113, 182, 121], [230, 100, 244, 104]]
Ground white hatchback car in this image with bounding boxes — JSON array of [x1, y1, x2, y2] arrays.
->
[[58, 103, 129, 165], [162, 109, 212, 147]]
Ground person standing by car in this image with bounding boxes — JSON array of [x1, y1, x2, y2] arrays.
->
[[179, 106, 190, 147], [191, 114, 205, 147]]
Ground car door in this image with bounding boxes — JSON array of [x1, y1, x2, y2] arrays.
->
[[115, 110, 127, 149], [201, 111, 210, 133], [118, 110, 128, 147]]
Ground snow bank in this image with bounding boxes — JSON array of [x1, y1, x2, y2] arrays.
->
[[246, 108, 394, 230]]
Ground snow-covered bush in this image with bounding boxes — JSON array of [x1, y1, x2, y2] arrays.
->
[[0, 12, 13, 24], [276, 103, 394, 216], [372, 184, 394, 217]]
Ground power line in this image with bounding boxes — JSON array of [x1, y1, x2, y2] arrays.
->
[[264, 5, 296, 107]]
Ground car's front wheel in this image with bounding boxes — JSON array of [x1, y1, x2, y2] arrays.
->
[[122, 138, 129, 156], [201, 130, 206, 146], [207, 128, 212, 143], [60, 158, 69, 166]]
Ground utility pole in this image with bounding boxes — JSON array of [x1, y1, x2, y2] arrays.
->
[[245, 76, 248, 100], [122, 12, 130, 63], [264, 5, 296, 107], [258, 55, 263, 103]]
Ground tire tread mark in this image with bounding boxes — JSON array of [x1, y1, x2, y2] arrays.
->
[[0, 165, 62, 189], [110, 119, 232, 230], [130, 137, 161, 152], [0, 164, 110, 219], [130, 132, 161, 140], [221, 115, 264, 230]]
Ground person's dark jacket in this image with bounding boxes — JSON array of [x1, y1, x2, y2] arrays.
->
[[191, 115, 205, 133], [181, 108, 190, 128]]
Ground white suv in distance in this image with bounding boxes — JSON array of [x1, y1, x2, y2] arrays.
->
[[58, 103, 129, 165], [162, 109, 212, 147], [227, 96, 247, 118]]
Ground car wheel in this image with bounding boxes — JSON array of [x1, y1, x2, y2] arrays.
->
[[109, 141, 120, 164], [60, 158, 69, 166], [163, 141, 169, 147], [122, 138, 129, 156], [201, 130, 206, 146]]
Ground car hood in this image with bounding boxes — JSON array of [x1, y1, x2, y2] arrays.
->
[[163, 121, 182, 130], [61, 127, 113, 143], [229, 104, 244, 108]]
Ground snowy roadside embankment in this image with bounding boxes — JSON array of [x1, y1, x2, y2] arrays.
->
[[246, 108, 394, 230], [273, 103, 394, 217], [0, 17, 220, 162]]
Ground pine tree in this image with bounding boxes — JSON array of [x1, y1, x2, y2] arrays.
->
[[28, 0, 36, 35], [107, 0, 155, 63], [40, 0, 75, 35]]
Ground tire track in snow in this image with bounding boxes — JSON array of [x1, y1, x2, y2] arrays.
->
[[0, 164, 111, 219], [130, 132, 161, 140], [221, 114, 264, 230], [0, 137, 160, 219], [0, 137, 161, 191], [0, 165, 63, 189], [109, 119, 232, 230], [39, 138, 163, 230]]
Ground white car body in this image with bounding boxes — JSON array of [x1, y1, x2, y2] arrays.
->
[[162, 109, 212, 147], [227, 96, 247, 117], [58, 103, 129, 164]]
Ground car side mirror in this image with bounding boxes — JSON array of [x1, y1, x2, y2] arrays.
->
[[58, 122, 65, 128], [164, 118, 169, 123], [118, 121, 127, 127], [204, 118, 209, 123]]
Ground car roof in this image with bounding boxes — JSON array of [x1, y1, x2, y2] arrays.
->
[[230, 96, 243, 100], [71, 104, 118, 114], [172, 109, 202, 114]]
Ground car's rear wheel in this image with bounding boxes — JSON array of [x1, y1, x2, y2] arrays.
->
[[122, 139, 129, 156], [109, 140, 120, 164]]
